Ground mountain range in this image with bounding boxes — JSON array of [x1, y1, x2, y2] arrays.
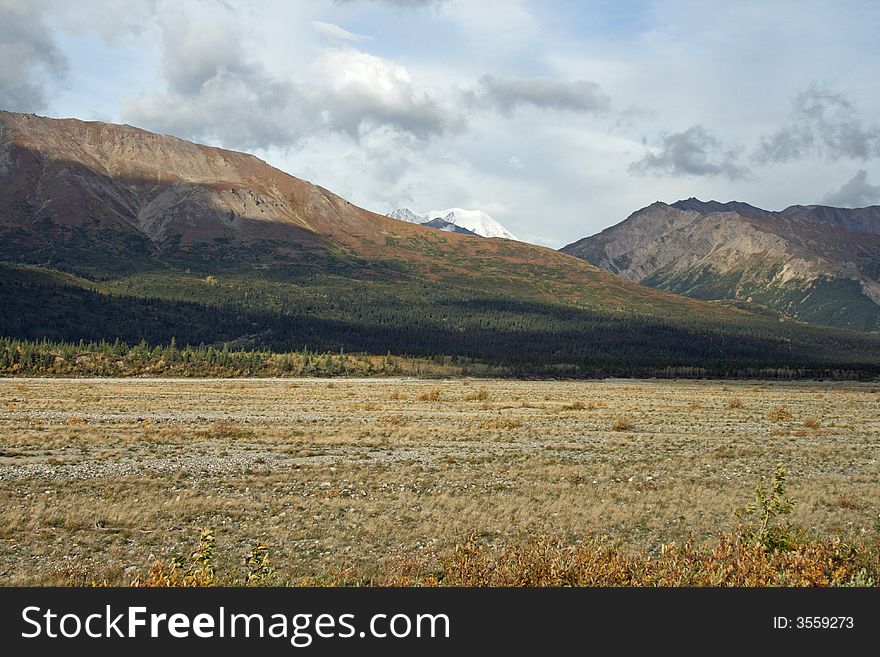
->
[[388, 208, 518, 240], [561, 198, 880, 332], [2, 109, 880, 375]]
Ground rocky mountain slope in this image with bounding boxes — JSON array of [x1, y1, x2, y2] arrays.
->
[[0, 110, 710, 313], [562, 198, 880, 331]]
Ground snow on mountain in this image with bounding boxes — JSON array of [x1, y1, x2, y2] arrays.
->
[[387, 208, 426, 224], [387, 207, 518, 240], [429, 208, 518, 240]]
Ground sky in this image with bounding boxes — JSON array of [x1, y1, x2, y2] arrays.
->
[[2, 0, 880, 247]]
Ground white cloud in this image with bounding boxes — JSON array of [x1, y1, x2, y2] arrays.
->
[[0, 0, 68, 112], [123, 71, 305, 151], [120, 5, 462, 150], [310, 21, 370, 43], [121, 6, 306, 150], [821, 170, 880, 207], [311, 49, 463, 140]]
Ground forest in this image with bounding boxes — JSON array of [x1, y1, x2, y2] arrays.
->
[[4, 261, 880, 378]]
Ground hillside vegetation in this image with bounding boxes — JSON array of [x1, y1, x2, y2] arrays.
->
[[5, 264, 880, 378]]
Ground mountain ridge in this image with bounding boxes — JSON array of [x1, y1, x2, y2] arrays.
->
[[561, 198, 880, 331]]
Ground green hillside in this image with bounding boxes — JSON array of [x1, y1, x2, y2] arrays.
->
[[4, 261, 880, 378]]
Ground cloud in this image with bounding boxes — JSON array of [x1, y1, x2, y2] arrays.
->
[[51, 0, 160, 43], [755, 84, 880, 163], [0, 0, 68, 112], [820, 170, 880, 207], [121, 7, 306, 150], [469, 75, 611, 115], [123, 71, 305, 151], [310, 21, 370, 43], [629, 125, 750, 179], [0, 0, 162, 113], [609, 105, 658, 134], [158, 13, 256, 97], [312, 49, 462, 140], [334, 0, 444, 6], [123, 11, 460, 151], [437, 1, 538, 50]]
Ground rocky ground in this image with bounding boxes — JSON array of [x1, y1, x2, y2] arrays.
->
[[0, 377, 877, 584]]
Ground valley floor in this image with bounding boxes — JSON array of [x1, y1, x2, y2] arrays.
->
[[0, 378, 877, 585]]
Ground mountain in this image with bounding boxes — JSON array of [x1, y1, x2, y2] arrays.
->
[[427, 208, 519, 240], [388, 207, 518, 240], [420, 217, 479, 235], [561, 198, 880, 332], [387, 208, 425, 224], [3, 110, 880, 375]]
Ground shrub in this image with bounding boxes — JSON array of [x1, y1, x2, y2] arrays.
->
[[425, 534, 870, 587], [126, 520, 878, 588], [208, 419, 244, 439], [735, 463, 797, 551], [610, 415, 633, 431], [465, 387, 489, 402], [133, 528, 216, 587], [830, 494, 861, 510], [244, 543, 278, 586], [728, 396, 744, 409], [767, 406, 793, 422], [416, 387, 441, 402]]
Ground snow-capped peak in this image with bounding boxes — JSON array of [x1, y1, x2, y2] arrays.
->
[[429, 208, 518, 240], [387, 207, 518, 240], [387, 208, 426, 224]]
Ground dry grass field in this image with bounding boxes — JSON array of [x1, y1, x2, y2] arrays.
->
[[0, 377, 878, 585]]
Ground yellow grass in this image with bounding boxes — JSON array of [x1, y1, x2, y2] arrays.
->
[[0, 377, 878, 585]]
